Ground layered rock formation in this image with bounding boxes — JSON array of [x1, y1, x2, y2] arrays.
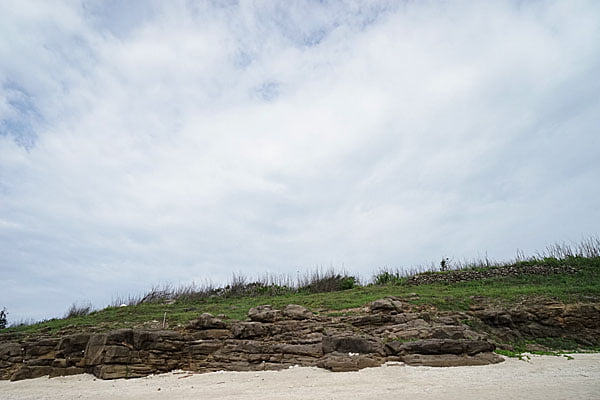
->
[[2, 297, 598, 381]]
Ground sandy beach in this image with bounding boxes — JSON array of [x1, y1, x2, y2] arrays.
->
[[2, 353, 599, 400]]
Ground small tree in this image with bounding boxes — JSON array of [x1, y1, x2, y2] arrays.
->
[[0, 307, 7, 329]]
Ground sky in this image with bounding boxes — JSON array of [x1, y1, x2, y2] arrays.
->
[[1, 0, 599, 323]]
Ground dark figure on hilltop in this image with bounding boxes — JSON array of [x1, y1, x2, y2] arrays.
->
[[440, 258, 449, 272], [0, 308, 7, 329]]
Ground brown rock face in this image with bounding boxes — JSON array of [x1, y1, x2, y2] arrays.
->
[[186, 313, 227, 330], [231, 322, 269, 339], [4, 298, 598, 381], [370, 297, 410, 314], [391, 339, 495, 356], [322, 336, 377, 354], [283, 304, 313, 320], [10, 366, 54, 381], [317, 353, 383, 372], [472, 303, 600, 346], [248, 305, 282, 322], [401, 352, 504, 367]]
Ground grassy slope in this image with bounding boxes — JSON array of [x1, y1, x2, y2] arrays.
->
[[4, 256, 600, 336]]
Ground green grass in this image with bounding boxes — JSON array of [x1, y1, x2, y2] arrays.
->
[[3, 256, 599, 336]]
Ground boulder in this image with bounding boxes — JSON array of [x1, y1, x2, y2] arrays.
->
[[370, 297, 410, 314], [248, 305, 282, 322], [317, 353, 383, 372], [187, 313, 227, 330], [283, 304, 313, 320]]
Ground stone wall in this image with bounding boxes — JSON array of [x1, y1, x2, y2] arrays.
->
[[407, 263, 579, 286]]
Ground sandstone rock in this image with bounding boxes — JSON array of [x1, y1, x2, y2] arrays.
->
[[283, 304, 313, 320], [151, 338, 185, 352], [220, 339, 273, 355], [401, 352, 504, 367], [57, 334, 90, 356], [189, 340, 223, 355], [83, 334, 108, 366], [10, 366, 53, 381], [322, 335, 375, 354], [52, 359, 67, 368], [102, 345, 132, 364], [475, 310, 514, 326], [1, 300, 598, 382], [317, 353, 383, 372], [48, 367, 85, 378], [348, 314, 393, 326], [25, 358, 53, 366], [390, 339, 495, 356], [0, 343, 21, 359], [191, 329, 231, 340], [384, 340, 404, 356], [231, 322, 268, 339], [276, 343, 323, 358], [93, 364, 154, 380], [131, 330, 158, 350], [248, 305, 282, 322], [106, 329, 135, 346], [370, 297, 410, 314], [187, 313, 227, 330], [24, 339, 58, 358], [430, 325, 485, 340]]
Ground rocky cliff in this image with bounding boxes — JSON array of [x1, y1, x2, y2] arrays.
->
[[1, 297, 598, 381]]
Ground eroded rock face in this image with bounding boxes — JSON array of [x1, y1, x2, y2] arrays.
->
[[187, 313, 227, 330], [248, 305, 282, 323], [401, 352, 504, 367], [471, 302, 600, 346], [283, 304, 313, 320], [322, 336, 378, 355], [385, 339, 495, 356], [317, 353, 383, 372], [3, 299, 597, 381]]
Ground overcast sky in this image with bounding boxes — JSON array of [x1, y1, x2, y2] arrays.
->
[[1, 0, 599, 323]]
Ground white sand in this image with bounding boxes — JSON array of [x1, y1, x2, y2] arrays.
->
[[2, 354, 599, 400]]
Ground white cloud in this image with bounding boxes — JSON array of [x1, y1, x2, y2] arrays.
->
[[1, 0, 599, 321]]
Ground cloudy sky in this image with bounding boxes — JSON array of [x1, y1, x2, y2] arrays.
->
[[1, 0, 599, 323]]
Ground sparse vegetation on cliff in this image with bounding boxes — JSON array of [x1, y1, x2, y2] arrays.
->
[[1, 238, 599, 336]]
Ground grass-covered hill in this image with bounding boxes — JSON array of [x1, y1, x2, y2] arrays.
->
[[3, 238, 599, 337]]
